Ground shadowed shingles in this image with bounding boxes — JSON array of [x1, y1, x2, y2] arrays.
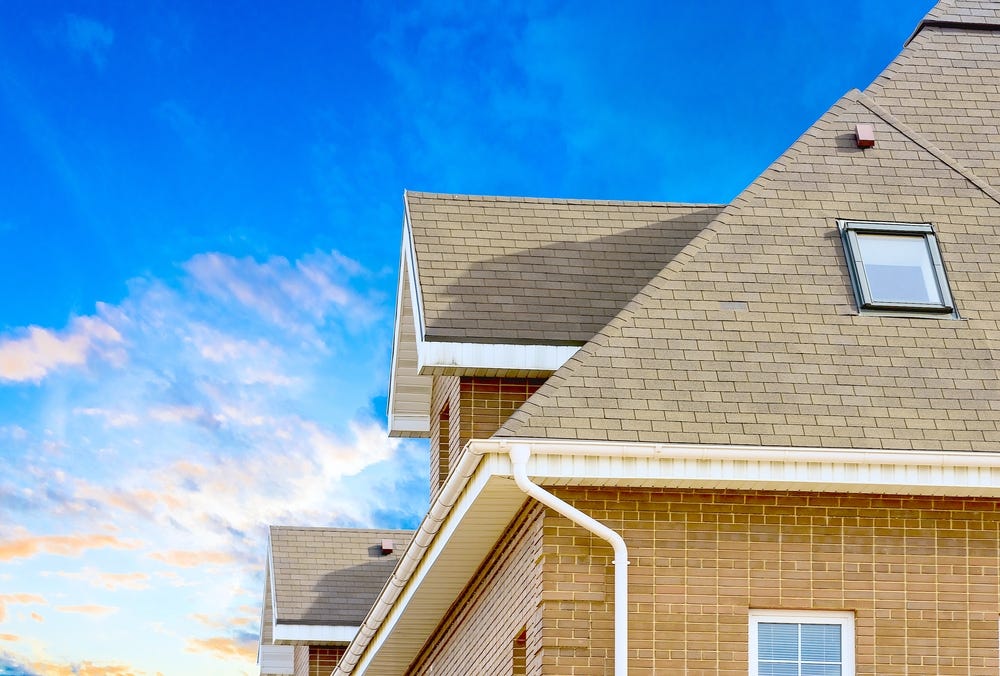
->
[[269, 526, 414, 627], [406, 193, 723, 344], [498, 12, 1000, 451]]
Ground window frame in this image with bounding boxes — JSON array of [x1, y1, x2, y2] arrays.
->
[[748, 609, 855, 676], [838, 220, 955, 315]]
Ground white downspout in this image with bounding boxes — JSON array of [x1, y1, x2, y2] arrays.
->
[[508, 443, 629, 676]]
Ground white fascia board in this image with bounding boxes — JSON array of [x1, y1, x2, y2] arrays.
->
[[387, 412, 431, 434], [401, 197, 425, 340], [417, 339, 578, 373], [473, 439, 1000, 495], [273, 624, 359, 643]]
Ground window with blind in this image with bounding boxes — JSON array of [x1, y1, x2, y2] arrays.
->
[[748, 610, 854, 676]]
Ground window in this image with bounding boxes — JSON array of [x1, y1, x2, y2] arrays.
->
[[749, 610, 854, 676], [839, 220, 955, 314]]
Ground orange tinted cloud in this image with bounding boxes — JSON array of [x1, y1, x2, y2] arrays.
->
[[23, 659, 149, 676], [148, 550, 234, 568], [185, 635, 256, 660], [30, 611, 44, 622], [56, 604, 118, 617], [0, 593, 46, 621], [0, 533, 139, 562], [48, 568, 150, 591], [0, 633, 17, 641]]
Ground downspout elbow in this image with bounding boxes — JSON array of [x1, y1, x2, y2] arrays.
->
[[508, 443, 629, 676]]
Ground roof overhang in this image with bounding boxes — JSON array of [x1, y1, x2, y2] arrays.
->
[[387, 200, 578, 437], [337, 438, 1000, 674]]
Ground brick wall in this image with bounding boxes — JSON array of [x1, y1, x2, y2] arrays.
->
[[309, 646, 344, 675], [429, 375, 545, 500], [409, 500, 544, 675], [429, 375, 459, 501], [414, 488, 1000, 675], [293, 645, 309, 676], [543, 488, 1000, 675]]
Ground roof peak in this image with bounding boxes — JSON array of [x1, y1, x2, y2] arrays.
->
[[907, 0, 1000, 44]]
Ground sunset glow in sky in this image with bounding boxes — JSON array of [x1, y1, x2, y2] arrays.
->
[[0, 2, 933, 674]]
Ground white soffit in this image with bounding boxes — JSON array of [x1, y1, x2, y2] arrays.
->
[[348, 439, 1000, 675], [273, 624, 359, 643]]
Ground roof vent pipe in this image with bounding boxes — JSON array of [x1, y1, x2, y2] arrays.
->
[[855, 123, 875, 148], [508, 443, 629, 676]]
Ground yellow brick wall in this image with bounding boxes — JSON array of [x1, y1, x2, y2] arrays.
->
[[542, 488, 1000, 675], [413, 488, 1000, 675], [409, 500, 545, 675], [429, 375, 544, 500]]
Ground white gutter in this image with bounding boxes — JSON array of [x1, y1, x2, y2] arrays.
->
[[333, 443, 487, 676], [509, 443, 630, 676]]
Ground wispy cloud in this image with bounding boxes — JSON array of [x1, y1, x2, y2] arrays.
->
[[0, 633, 18, 641], [55, 604, 118, 617], [148, 550, 234, 569], [185, 634, 256, 660], [42, 568, 150, 591], [0, 593, 46, 622], [0, 315, 122, 383], [0, 533, 139, 562], [60, 14, 115, 69]]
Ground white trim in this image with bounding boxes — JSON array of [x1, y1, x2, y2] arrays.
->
[[748, 610, 855, 676], [387, 412, 431, 434], [417, 340, 578, 373], [273, 623, 359, 643], [402, 195, 425, 340]]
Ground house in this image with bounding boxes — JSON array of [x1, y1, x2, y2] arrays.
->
[[264, 0, 1000, 673], [257, 527, 413, 676]]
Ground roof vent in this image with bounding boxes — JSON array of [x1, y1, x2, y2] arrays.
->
[[380, 539, 394, 555], [855, 123, 875, 148]]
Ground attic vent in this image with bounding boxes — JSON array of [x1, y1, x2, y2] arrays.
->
[[380, 539, 394, 555], [854, 123, 875, 148]]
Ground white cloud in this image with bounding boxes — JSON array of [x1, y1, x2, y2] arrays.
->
[[0, 316, 122, 383]]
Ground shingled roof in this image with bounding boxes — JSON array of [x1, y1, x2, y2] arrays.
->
[[267, 526, 413, 631], [406, 192, 722, 344], [498, 0, 1000, 451]]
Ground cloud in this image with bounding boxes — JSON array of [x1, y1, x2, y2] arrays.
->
[[0, 593, 46, 622], [55, 604, 118, 617], [60, 14, 115, 69], [0, 533, 139, 562], [42, 568, 150, 591], [0, 315, 122, 383], [185, 635, 256, 661], [0, 633, 17, 641], [147, 550, 234, 569], [11, 658, 150, 676], [190, 613, 254, 630], [183, 251, 378, 341]]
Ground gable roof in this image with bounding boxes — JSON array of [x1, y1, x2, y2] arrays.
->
[[498, 5, 1000, 450], [388, 192, 722, 436], [267, 526, 413, 640], [406, 192, 723, 344]]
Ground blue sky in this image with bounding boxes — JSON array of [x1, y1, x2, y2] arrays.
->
[[0, 1, 934, 674]]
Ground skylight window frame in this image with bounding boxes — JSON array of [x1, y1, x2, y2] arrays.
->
[[838, 220, 956, 316]]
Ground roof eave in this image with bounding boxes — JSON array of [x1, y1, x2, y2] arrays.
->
[[337, 438, 1000, 675]]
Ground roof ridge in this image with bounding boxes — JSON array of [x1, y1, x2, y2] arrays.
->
[[851, 89, 1000, 207], [498, 93, 858, 437], [404, 189, 724, 208], [269, 525, 414, 533]]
